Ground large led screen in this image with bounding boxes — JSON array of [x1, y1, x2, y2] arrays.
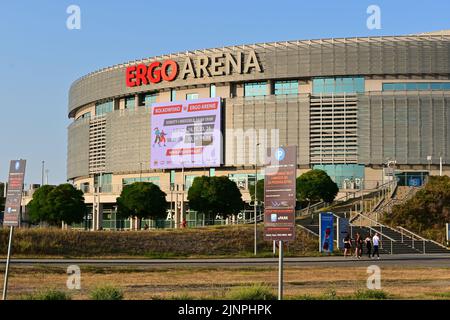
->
[[150, 97, 222, 169]]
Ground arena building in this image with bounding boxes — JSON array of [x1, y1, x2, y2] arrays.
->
[[67, 31, 450, 229]]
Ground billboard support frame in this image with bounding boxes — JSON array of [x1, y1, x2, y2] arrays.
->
[[2, 226, 14, 300]]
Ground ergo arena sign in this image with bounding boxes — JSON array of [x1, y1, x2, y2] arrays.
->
[[126, 50, 262, 87]]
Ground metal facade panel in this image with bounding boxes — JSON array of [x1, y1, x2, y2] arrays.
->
[[358, 92, 450, 165], [68, 36, 450, 116], [67, 120, 90, 179]]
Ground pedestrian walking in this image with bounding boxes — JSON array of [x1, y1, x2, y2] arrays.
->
[[364, 234, 372, 258], [372, 233, 380, 259], [343, 233, 352, 257], [354, 233, 363, 259]]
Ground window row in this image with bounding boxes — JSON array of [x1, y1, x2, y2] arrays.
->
[[382, 82, 450, 91]]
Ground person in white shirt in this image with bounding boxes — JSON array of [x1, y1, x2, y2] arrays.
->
[[372, 233, 380, 259]]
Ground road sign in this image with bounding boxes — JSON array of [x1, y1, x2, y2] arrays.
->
[[264, 146, 297, 242], [3, 160, 26, 227]]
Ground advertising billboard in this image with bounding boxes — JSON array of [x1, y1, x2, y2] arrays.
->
[[3, 160, 26, 227], [319, 212, 334, 253], [337, 217, 349, 249], [150, 97, 222, 169], [264, 146, 297, 242]]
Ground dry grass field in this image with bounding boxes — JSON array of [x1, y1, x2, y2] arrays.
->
[[3, 265, 450, 300]]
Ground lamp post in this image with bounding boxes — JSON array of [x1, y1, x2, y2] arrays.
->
[[254, 143, 260, 256], [139, 162, 143, 181], [41, 160, 45, 186]]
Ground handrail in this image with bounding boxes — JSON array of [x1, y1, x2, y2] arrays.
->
[[397, 226, 450, 250], [296, 223, 319, 236], [396, 226, 427, 241], [296, 179, 396, 218], [363, 225, 396, 242]]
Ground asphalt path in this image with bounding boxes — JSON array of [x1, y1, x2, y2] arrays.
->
[[1, 254, 450, 268]]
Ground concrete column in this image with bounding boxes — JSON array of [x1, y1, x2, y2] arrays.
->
[[267, 80, 273, 95], [97, 203, 103, 230], [180, 193, 185, 227]]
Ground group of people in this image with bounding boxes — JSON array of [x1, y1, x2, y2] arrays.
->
[[343, 232, 380, 259]]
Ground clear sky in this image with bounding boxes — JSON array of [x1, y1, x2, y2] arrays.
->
[[1, 0, 450, 187]]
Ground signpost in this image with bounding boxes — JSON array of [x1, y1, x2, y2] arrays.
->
[[446, 223, 449, 246], [264, 146, 297, 300], [2, 159, 26, 300]]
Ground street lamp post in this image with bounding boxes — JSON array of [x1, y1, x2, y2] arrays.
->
[[41, 161, 45, 186], [139, 162, 143, 181], [254, 143, 260, 256]]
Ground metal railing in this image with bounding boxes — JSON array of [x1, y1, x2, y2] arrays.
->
[[296, 179, 397, 219], [397, 226, 427, 253]]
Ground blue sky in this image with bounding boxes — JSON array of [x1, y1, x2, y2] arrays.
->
[[1, 0, 450, 186]]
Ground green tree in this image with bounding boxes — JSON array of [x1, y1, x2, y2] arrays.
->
[[296, 169, 338, 206], [27, 185, 56, 224], [188, 176, 244, 220], [116, 182, 168, 221], [383, 176, 450, 243], [47, 184, 87, 225], [27, 184, 86, 225], [248, 179, 264, 203]]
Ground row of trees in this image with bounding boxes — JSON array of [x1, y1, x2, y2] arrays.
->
[[26, 169, 338, 227]]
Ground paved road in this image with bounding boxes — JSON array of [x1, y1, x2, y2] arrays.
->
[[2, 254, 450, 268]]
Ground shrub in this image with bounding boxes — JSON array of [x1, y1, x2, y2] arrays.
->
[[89, 285, 124, 300], [226, 283, 276, 300], [352, 289, 389, 300], [21, 289, 71, 300]]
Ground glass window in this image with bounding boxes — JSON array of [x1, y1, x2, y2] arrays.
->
[[382, 83, 395, 91], [125, 96, 135, 110], [186, 93, 199, 100], [210, 84, 216, 97], [406, 83, 417, 90], [417, 83, 429, 91], [312, 77, 365, 94], [76, 112, 91, 121], [312, 165, 365, 189], [274, 80, 298, 95], [95, 100, 113, 116], [170, 89, 176, 101], [383, 82, 450, 91], [441, 83, 450, 90], [431, 83, 442, 90], [393, 83, 406, 90], [122, 176, 160, 186], [143, 92, 157, 106], [244, 81, 267, 97], [94, 173, 112, 193]]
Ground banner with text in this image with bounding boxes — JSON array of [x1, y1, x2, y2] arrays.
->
[[3, 159, 26, 227], [264, 146, 297, 242], [150, 97, 222, 169]]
